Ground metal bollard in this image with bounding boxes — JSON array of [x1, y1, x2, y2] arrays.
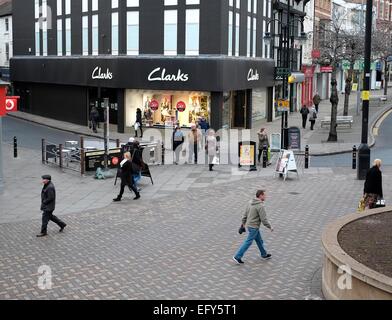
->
[[13, 137, 17, 158], [42, 139, 45, 164], [352, 145, 357, 170], [263, 144, 268, 168], [116, 139, 120, 148], [59, 144, 63, 169], [80, 148, 85, 176], [305, 145, 309, 169], [162, 143, 165, 165]]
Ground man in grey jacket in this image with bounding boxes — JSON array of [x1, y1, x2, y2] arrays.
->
[[233, 190, 273, 264], [37, 175, 67, 237]]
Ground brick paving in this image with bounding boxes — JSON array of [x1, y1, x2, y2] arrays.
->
[[1, 166, 391, 300]]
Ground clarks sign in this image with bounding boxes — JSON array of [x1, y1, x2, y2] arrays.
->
[[148, 67, 189, 82], [247, 68, 260, 81], [92, 67, 113, 80]]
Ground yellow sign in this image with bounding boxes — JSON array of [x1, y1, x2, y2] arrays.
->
[[276, 99, 290, 111], [352, 83, 358, 91], [240, 145, 255, 166], [288, 76, 295, 84], [362, 91, 370, 101]]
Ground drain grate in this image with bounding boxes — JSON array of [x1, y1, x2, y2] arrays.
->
[[288, 192, 301, 195]]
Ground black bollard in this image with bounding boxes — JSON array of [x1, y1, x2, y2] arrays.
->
[[352, 145, 357, 170], [13, 137, 17, 158], [263, 144, 268, 168], [161, 143, 165, 165], [305, 145, 309, 169]]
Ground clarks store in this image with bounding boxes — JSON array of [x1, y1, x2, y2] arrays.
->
[[11, 56, 275, 133]]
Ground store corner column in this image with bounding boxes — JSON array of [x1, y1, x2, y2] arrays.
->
[[246, 89, 252, 129], [117, 89, 125, 134], [210, 92, 223, 131]]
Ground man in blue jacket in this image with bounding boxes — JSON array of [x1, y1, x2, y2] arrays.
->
[[37, 175, 67, 237]]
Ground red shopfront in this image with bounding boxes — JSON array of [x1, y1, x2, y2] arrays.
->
[[301, 65, 315, 107]]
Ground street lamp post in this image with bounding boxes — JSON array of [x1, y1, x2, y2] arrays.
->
[[264, 6, 306, 150], [357, 0, 373, 180]]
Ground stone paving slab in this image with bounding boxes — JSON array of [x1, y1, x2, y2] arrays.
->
[[0, 165, 391, 300]]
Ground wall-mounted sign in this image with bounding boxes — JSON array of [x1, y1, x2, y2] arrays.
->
[[247, 68, 260, 81], [320, 66, 333, 73], [276, 99, 289, 112], [176, 101, 186, 112], [92, 67, 113, 80], [149, 99, 159, 111], [5, 96, 19, 113], [148, 67, 189, 82]]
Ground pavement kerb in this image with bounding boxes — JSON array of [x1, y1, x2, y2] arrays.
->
[[309, 104, 392, 157], [7, 113, 113, 141], [7, 103, 392, 156]]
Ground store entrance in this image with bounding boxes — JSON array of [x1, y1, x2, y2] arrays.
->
[[233, 90, 246, 128], [88, 88, 118, 125]]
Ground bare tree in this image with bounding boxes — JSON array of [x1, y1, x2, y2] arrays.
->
[[318, 10, 346, 142], [372, 21, 392, 96], [317, 8, 364, 141]]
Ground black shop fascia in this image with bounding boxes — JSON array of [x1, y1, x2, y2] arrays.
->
[[11, 55, 275, 133]]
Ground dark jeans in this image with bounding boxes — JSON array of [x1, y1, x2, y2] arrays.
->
[[310, 120, 315, 130], [315, 104, 319, 113], [302, 116, 307, 129], [118, 181, 139, 199], [41, 211, 66, 234]]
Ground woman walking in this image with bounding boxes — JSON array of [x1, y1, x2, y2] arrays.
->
[[257, 128, 270, 165], [206, 129, 218, 171], [113, 152, 140, 202], [300, 105, 309, 129], [363, 159, 383, 209], [308, 106, 317, 130], [172, 125, 185, 165], [135, 108, 143, 138]]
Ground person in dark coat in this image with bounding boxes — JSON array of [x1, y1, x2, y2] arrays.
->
[[113, 152, 140, 201], [131, 140, 143, 191], [300, 105, 309, 129], [135, 108, 143, 138], [89, 106, 100, 133], [313, 93, 321, 113], [363, 159, 383, 209], [37, 175, 67, 237]]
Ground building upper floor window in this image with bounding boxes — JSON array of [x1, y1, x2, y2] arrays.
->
[[57, 0, 62, 16], [186, 9, 199, 55], [165, 0, 177, 5], [186, 0, 200, 4], [112, 0, 119, 9], [127, 11, 139, 55], [164, 10, 177, 55], [82, 0, 88, 12], [92, 0, 99, 11], [127, 0, 139, 7], [65, 0, 71, 15], [5, 18, 9, 32]]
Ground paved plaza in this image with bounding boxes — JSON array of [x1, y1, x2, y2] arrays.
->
[[1, 152, 391, 299]]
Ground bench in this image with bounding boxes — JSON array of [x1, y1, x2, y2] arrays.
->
[[320, 116, 354, 128], [369, 95, 388, 107]]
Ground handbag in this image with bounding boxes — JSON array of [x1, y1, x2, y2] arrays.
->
[[357, 196, 366, 212], [212, 156, 220, 165], [238, 225, 246, 234]]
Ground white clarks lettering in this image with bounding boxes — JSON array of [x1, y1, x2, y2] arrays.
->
[[148, 67, 189, 82], [92, 67, 113, 80], [247, 68, 259, 81]]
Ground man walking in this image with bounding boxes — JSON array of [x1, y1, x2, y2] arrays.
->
[[37, 175, 67, 237], [233, 190, 273, 264]]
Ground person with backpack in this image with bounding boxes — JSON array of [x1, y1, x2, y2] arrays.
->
[[300, 106, 310, 129], [309, 106, 317, 130]]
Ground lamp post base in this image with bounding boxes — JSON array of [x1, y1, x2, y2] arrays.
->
[[283, 127, 289, 150], [357, 143, 370, 180]]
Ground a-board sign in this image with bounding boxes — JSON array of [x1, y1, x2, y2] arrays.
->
[[238, 141, 257, 171], [275, 149, 299, 180], [85, 148, 122, 171], [288, 127, 301, 150], [270, 133, 281, 151]]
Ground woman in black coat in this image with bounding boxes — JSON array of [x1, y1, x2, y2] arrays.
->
[[113, 152, 140, 201], [135, 108, 143, 138], [364, 159, 383, 209]]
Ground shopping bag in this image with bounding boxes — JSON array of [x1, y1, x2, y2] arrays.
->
[[375, 199, 386, 208], [357, 196, 366, 212], [134, 122, 140, 130], [212, 156, 220, 165]]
